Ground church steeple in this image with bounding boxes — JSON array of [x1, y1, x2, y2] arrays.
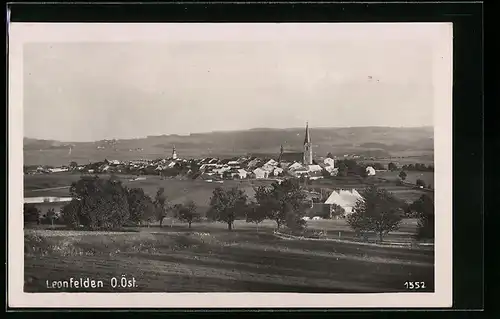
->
[[172, 145, 177, 160], [303, 122, 313, 165]]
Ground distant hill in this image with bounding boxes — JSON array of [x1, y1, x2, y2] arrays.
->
[[24, 126, 434, 166]]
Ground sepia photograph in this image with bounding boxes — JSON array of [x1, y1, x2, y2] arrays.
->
[[8, 22, 453, 308]]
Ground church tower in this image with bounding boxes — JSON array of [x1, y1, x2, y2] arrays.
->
[[172, 145, 177, 160], [278, 144, 284, 163], [303, 122, 313, 165]]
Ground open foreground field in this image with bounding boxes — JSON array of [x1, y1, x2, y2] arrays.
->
[[24, 221, 434, 293]]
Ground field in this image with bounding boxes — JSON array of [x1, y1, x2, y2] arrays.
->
[[25, 173, 433, 213], [24, 221, 434, 293], [375, 171, 434, 188]]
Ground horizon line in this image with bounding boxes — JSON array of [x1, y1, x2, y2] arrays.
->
[[24, 124, 434, 144]]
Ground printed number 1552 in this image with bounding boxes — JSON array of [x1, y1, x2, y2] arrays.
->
[[404, 281, 426, 289]]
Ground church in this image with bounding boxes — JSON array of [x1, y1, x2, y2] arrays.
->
[[277, 122, 315, 166]]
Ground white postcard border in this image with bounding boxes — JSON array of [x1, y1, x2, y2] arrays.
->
[[8, 23, 453, 308]]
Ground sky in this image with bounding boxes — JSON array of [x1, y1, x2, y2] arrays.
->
[[22, 23, 442, 142]]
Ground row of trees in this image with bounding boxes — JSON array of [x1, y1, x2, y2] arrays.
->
[[26, 175, 201, 230], [25, 175, 434, 242], [25, 175, 308, 232]]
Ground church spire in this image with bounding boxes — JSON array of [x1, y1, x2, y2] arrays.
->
[[304, 121, 311, 145], [303, 122, 313, 165]]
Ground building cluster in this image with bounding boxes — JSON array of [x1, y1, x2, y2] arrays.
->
[[26, 123, 342, 181]]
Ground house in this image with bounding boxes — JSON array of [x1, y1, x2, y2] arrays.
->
[[307, 165, 323, 173], [253, 167, 269, 179], [264, 159, 278, 167], [261, 164, 276, 173], [324, 189, 363, 217], [324, 158, 335, 167], [288, 162, 304, 171], [325, 166, 339, 176], [237, 169, 248, 179], [228, 161, 240, 167], [246, 158, 261, 170], [272, 167, 284, 176], [49, 167, 69, 173], [366, 166, 376, 176]]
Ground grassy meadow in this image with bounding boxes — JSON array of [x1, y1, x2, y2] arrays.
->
[[24, 222, 434, 293]]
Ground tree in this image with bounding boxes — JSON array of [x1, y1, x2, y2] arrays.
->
[[127, 187, 156, 226], [388, 162, 398, 171], [69, 161, 78, 170], [176, 200, 200, 228], [416, 179, 426, 188], [399, 171, 407, 181], [208, 187, 248, 230], [245, 202, 267, 232], [326, 152, 334, 159], [64, 175, 130, 230], [330, 203, 346, 219], [346, 205, 372, 239], [254, 179, 307, 230], [360, 167, 369, 178], [372, 162, 385, 171], [337, 162, 348, 177], [154, 187, 169, 227], [284, 202, 307, 231], [61, 199, 80, 228], [24, 203, 40, 225], [346, 186, 403, 242], [46, 208, 56, 226], [409, 194, 434, 240]]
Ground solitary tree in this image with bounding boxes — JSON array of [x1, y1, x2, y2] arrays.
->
[[176, 200, 200, 228], [127, 187, 156, 226], [245, 202, 267, 232], [208, 187, 248, 230], [347, 186, 403, 242], [254, 179, 307, 230], [46, 208, 57, 226], [399, 171, 407, 181], [24, 203, 40, 225], [388, 162, 398, 171], [154, 187, 169, 227], [69, 161, 78, 170], [416, 179, 426, 188], [337, 162, 348, 177], [326, 152, 334, 159], [409, 194, 435, 240]]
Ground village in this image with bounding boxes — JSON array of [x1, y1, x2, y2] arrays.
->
[[24, 123, 434, 222]]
